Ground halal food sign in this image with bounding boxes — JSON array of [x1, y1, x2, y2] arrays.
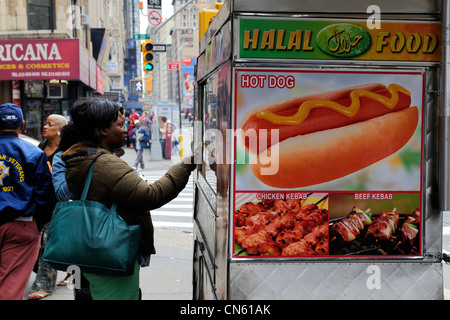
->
[[239, 18, 440, 62]]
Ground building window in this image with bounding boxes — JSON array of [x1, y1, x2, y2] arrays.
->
[[28, 0, 55, 30]]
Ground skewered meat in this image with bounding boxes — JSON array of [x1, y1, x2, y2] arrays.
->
[[330, 207, 372, 242], [365, 209, 399, 241], [241, 230, 271, 255], [271, 199, 303, 215], [299, 209, 326, 233], [234, 197, 329, 257], [245, 211, 277, 232], [398, 206, 421, 247], [275, 230, 302, 248], [265, 212, 296, 236], [315, 238, 328, 255], [234, 202, 267, 227], [274, 222, 305, 248], [239, 201, 266, 215], [406, 206, 420, 225], [235, 226, 253, 245], [294, 203, 320, 220], [282, 239, 315, 256], [257, 242, 281, 256], [399, 222, 419, 247]]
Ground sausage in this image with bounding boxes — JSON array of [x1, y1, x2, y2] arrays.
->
[[240, 83, 412, 155], [250, 106, 419, 188]]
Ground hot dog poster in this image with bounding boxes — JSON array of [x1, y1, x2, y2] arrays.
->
[[232, 69, 424, 258], [234, 69, 424, 192]]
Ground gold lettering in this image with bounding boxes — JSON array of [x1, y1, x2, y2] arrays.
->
[[287, 30, 302, 50], [261, 29, 276, 50], [390, 32, 405, 52], [303, 30, 313, 51], [327, 27, 361, 54], [376, 32, 390, 52], [406, 33, 421, 53], [276, 30, 286, 50], [243, 29, 260, 50], [423, 33, 438, 53]]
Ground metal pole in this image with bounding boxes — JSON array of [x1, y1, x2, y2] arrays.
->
[[440, 0, 450, 211], [178, 68, 183, 157]]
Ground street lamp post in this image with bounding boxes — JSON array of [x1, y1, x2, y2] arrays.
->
[[177, 68, 183, 157]]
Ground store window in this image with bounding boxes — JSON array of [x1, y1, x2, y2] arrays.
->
[[22, 80, 70, 140], [27, 0, 55, 30], [24, 81, 45, 98]]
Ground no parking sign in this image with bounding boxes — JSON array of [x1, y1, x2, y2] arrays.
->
[[148, 10, 162, 27]]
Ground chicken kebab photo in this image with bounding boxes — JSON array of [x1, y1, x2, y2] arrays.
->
[[233, 193, 329, 257]]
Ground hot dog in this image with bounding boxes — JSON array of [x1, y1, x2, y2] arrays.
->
[[240, 83, 412, 154], [239, 83, 419, 188]]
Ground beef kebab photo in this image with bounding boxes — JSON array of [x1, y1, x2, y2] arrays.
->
[[329, 205, 421, 256]]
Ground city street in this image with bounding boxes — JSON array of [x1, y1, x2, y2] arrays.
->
[[1, 0, 449, 302], [26, 145, 195, 300]]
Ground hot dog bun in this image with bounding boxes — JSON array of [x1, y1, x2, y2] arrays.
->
[[250, 106, 419, 188], [241, 83, 412, 154]]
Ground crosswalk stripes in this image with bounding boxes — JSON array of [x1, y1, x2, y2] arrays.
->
[[141, 170, 194, 232]]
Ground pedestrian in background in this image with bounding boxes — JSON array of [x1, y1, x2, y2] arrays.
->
[[29, 114, 68, 299], [140, 111, 154, 160], [160, 116, 171, 159], [128, 108, 139, 148], [140, 111, 152, 133], [38, 114, 68, 166], [0, 103, 56, 300], [131, 120, 150, 171], [61, 97, 196, 300]]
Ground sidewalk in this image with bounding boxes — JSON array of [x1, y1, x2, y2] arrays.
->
[[28, 228, 193, 300]]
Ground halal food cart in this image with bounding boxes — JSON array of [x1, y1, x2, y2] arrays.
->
[[192, 0, 446, 299]]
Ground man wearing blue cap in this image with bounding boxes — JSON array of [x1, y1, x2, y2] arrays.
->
[[0, 103, 56, 300]]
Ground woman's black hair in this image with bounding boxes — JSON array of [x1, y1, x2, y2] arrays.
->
[[58, 122, 78, 152], [68, 97, 124, 145]]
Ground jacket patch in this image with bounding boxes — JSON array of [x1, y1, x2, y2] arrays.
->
[[0, 161, 10, 186]]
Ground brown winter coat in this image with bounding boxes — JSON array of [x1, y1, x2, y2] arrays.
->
[[62, 143, 192, 256]]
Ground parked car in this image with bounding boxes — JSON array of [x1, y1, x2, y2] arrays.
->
[[19, 134, 40, 146]]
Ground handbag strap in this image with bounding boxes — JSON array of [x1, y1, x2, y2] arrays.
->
[[80, 159, 118, 211]]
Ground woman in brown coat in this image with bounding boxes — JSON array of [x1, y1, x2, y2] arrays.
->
[[62, 98, 195, 300]]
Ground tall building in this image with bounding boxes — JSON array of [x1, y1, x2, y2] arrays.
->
[[123, 0, 142, 103], [0, 0, 128, 140]]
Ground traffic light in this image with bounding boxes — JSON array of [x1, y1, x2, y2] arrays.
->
[[142, 40, 154, 73], [199, 3, 223, 41]]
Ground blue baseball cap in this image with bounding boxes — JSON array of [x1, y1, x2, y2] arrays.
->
[[0, 103, 24, 129]]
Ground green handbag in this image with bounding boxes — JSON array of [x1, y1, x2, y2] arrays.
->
[[43, 159, 140, 276]]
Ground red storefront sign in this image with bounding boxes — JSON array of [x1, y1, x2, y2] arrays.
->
[[0, 39, 93, 86]]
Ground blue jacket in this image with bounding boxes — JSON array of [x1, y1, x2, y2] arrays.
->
[[52, 151, 73, 202], [131, 127, 151, 150], [0, 132, 56, 226]]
